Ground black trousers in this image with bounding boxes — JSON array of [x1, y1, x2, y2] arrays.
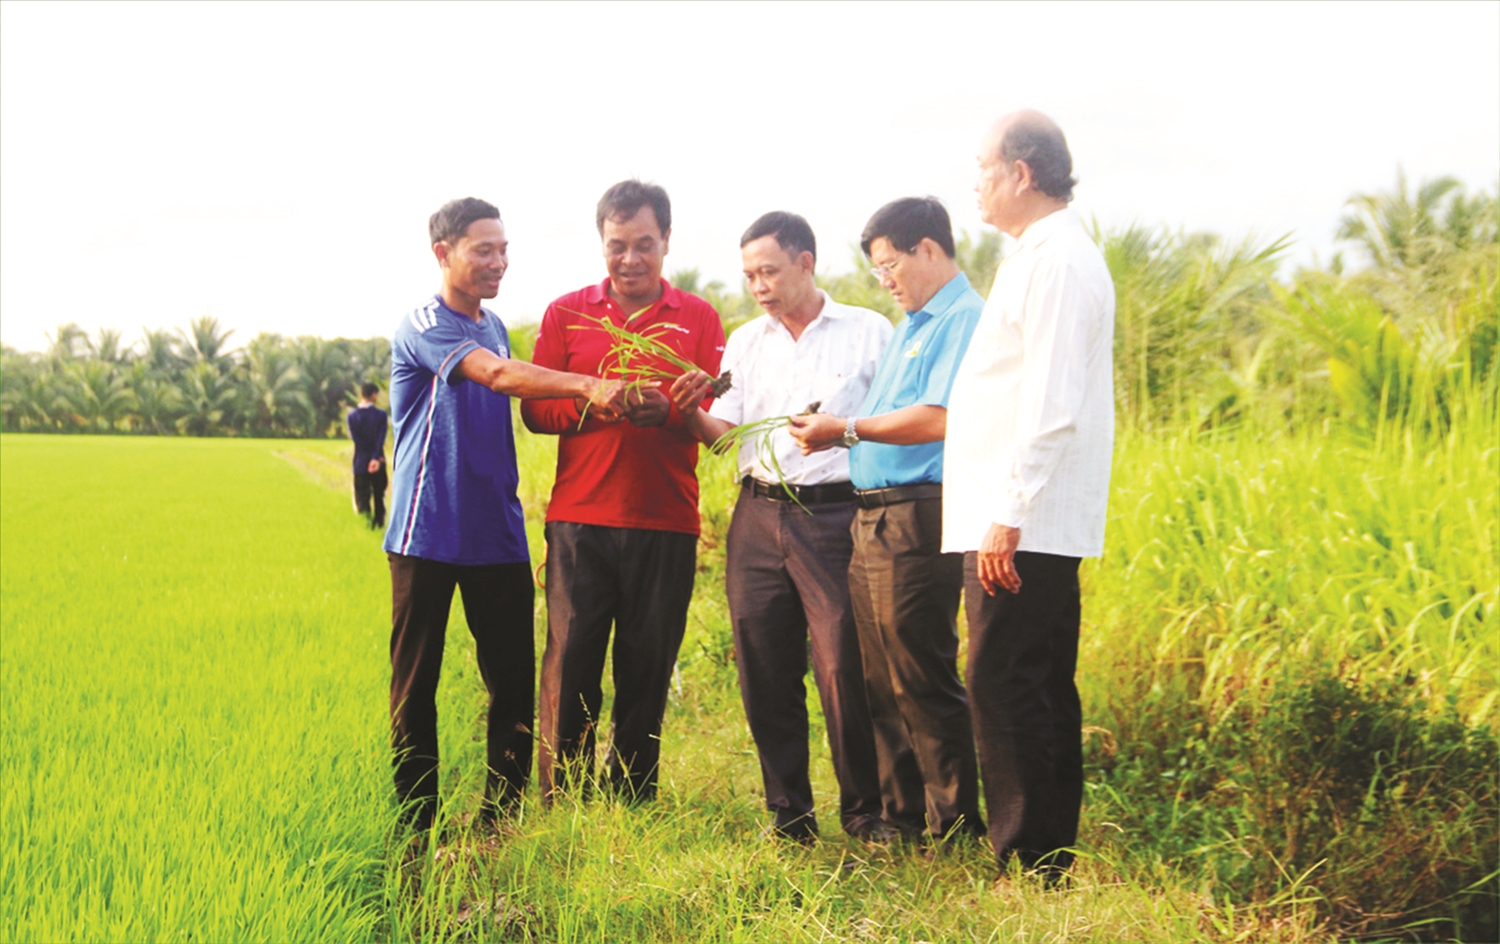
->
[[725, 489, 882, 838], [388, 553, 534, 831], [538, 522, 697, 802], [964, 551, 1083, 871], [849, 496, 983, 840], [354, 466, 388, 528]]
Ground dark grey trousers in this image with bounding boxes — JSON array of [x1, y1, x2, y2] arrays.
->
[[849, 496, 983, 840], [388, 554, 535, 831], [537, 521, 697, 802], [725, 489, 883, 838], [965, 550, 1083, 872]]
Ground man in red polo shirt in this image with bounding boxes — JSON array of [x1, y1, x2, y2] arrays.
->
[[522, 179, 725, 803]]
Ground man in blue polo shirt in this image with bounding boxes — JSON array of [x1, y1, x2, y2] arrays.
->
[[790, 197, 985, 847], [385, 197, 624, 834]]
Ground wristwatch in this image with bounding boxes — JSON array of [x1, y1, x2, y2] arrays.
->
[[841, 416, 859, 448]]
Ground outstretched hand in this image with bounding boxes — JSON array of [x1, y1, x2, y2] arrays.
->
[[669, 370, 714, 415], [977, 523, 1022, 596], [787, 413, 845, 455], [584, 378, 628, 422]]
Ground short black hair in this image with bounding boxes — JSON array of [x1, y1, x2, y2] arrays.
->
[[429, 197, 500, 246], [596, 179, 671, 235], [740, 211, 816, 263], [360, 381, 380, 399], [860, 197, 955, 259], [999, 115, 1076, 202]]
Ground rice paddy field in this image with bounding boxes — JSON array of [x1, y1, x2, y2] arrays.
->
[[1, 415, 1495, 942]]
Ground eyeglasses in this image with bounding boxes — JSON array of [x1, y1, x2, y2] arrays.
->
[[869, 254, 908, 281]]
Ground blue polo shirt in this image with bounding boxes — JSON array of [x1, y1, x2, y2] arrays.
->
[[383, 295, 529, 566], [849, 272, 984, 489]]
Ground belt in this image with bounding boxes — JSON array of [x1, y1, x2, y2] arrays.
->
[[853, 483, 943, 508], [742, 477, 856, 505]]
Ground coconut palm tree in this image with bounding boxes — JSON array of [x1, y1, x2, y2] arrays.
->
[[56, 359, 138, 432], [180, 315, 237, 371], [1098, 223, 1289, 431], [139, 328, 185, 376], [1336, 169, 1496, 273], [175, 360, 238, 436], [291, 336, 357, 437], [46, 323, 90, 364], [242, 334, 309, 437], [129, 363, 184, 435], [1, 347, 56, 431]]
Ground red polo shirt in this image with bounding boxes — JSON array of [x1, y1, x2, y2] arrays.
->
[[521, 279, 725, 535]]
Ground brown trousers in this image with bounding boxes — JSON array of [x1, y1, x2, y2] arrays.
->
[[388, 553, 534, 831], [537, 522, 697, 802], [724, 488, 883, 838], [849, 495, 983, 840]]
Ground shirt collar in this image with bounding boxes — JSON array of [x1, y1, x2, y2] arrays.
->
[[909, 271, 973, 325], [432, 294, 490, 323], [1018, 207, 1077, 250], [584, 278, 683, 312], [762, 290, 846, 339]]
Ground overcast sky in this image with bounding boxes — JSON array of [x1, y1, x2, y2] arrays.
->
[[2, 1, 1497, 354]]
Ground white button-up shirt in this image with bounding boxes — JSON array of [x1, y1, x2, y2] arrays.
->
[[942, 208, 1115, 558], [710, 291, 893, 486]]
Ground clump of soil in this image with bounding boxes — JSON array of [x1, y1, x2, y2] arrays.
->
[[710, 370, 734, 397]]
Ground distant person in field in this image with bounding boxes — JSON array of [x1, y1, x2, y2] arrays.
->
[[384, 197, 625, 835], [347, 381, 388, 529], [946, 111, 1115, 879], [669, 212, 892, 844], [521, 179, 725, 804], [789, 197, 986, 847]]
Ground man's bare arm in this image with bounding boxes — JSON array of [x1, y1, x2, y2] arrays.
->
[[457, 347, 625, 418], [787, 405, 947, 454], [669, 371, 734, 444]]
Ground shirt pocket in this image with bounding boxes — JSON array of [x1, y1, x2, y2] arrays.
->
[[805, 368, 865, 416]]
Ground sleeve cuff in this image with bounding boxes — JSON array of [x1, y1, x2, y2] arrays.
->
[[438, 340, 482, 385], [993, 492, 1027, 530]]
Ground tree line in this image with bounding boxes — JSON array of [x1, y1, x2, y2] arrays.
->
[[2, 171, 1494, 439]]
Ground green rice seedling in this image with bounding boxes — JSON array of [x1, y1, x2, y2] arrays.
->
[[707, 401, 823, 513], [562, 306, 732, 398]]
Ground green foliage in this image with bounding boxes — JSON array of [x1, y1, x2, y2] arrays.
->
[[1086, 416, 1497, 940], [1, 323, 393, 438], [1099, 224, 1290, 432]]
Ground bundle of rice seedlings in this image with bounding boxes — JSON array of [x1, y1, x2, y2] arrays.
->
[[709, 402, 822, 513], [564, 306, 732, 397]]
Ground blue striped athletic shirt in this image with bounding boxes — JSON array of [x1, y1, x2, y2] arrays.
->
[[382, 295, 529, 565]]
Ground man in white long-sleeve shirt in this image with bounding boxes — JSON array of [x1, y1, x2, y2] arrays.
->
[[943, 111, 1115, 878]]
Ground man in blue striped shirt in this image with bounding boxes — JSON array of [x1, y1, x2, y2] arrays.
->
[[384, 197, 624, 835]]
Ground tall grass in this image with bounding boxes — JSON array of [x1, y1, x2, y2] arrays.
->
[[1082, 406, 1497, 938]]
